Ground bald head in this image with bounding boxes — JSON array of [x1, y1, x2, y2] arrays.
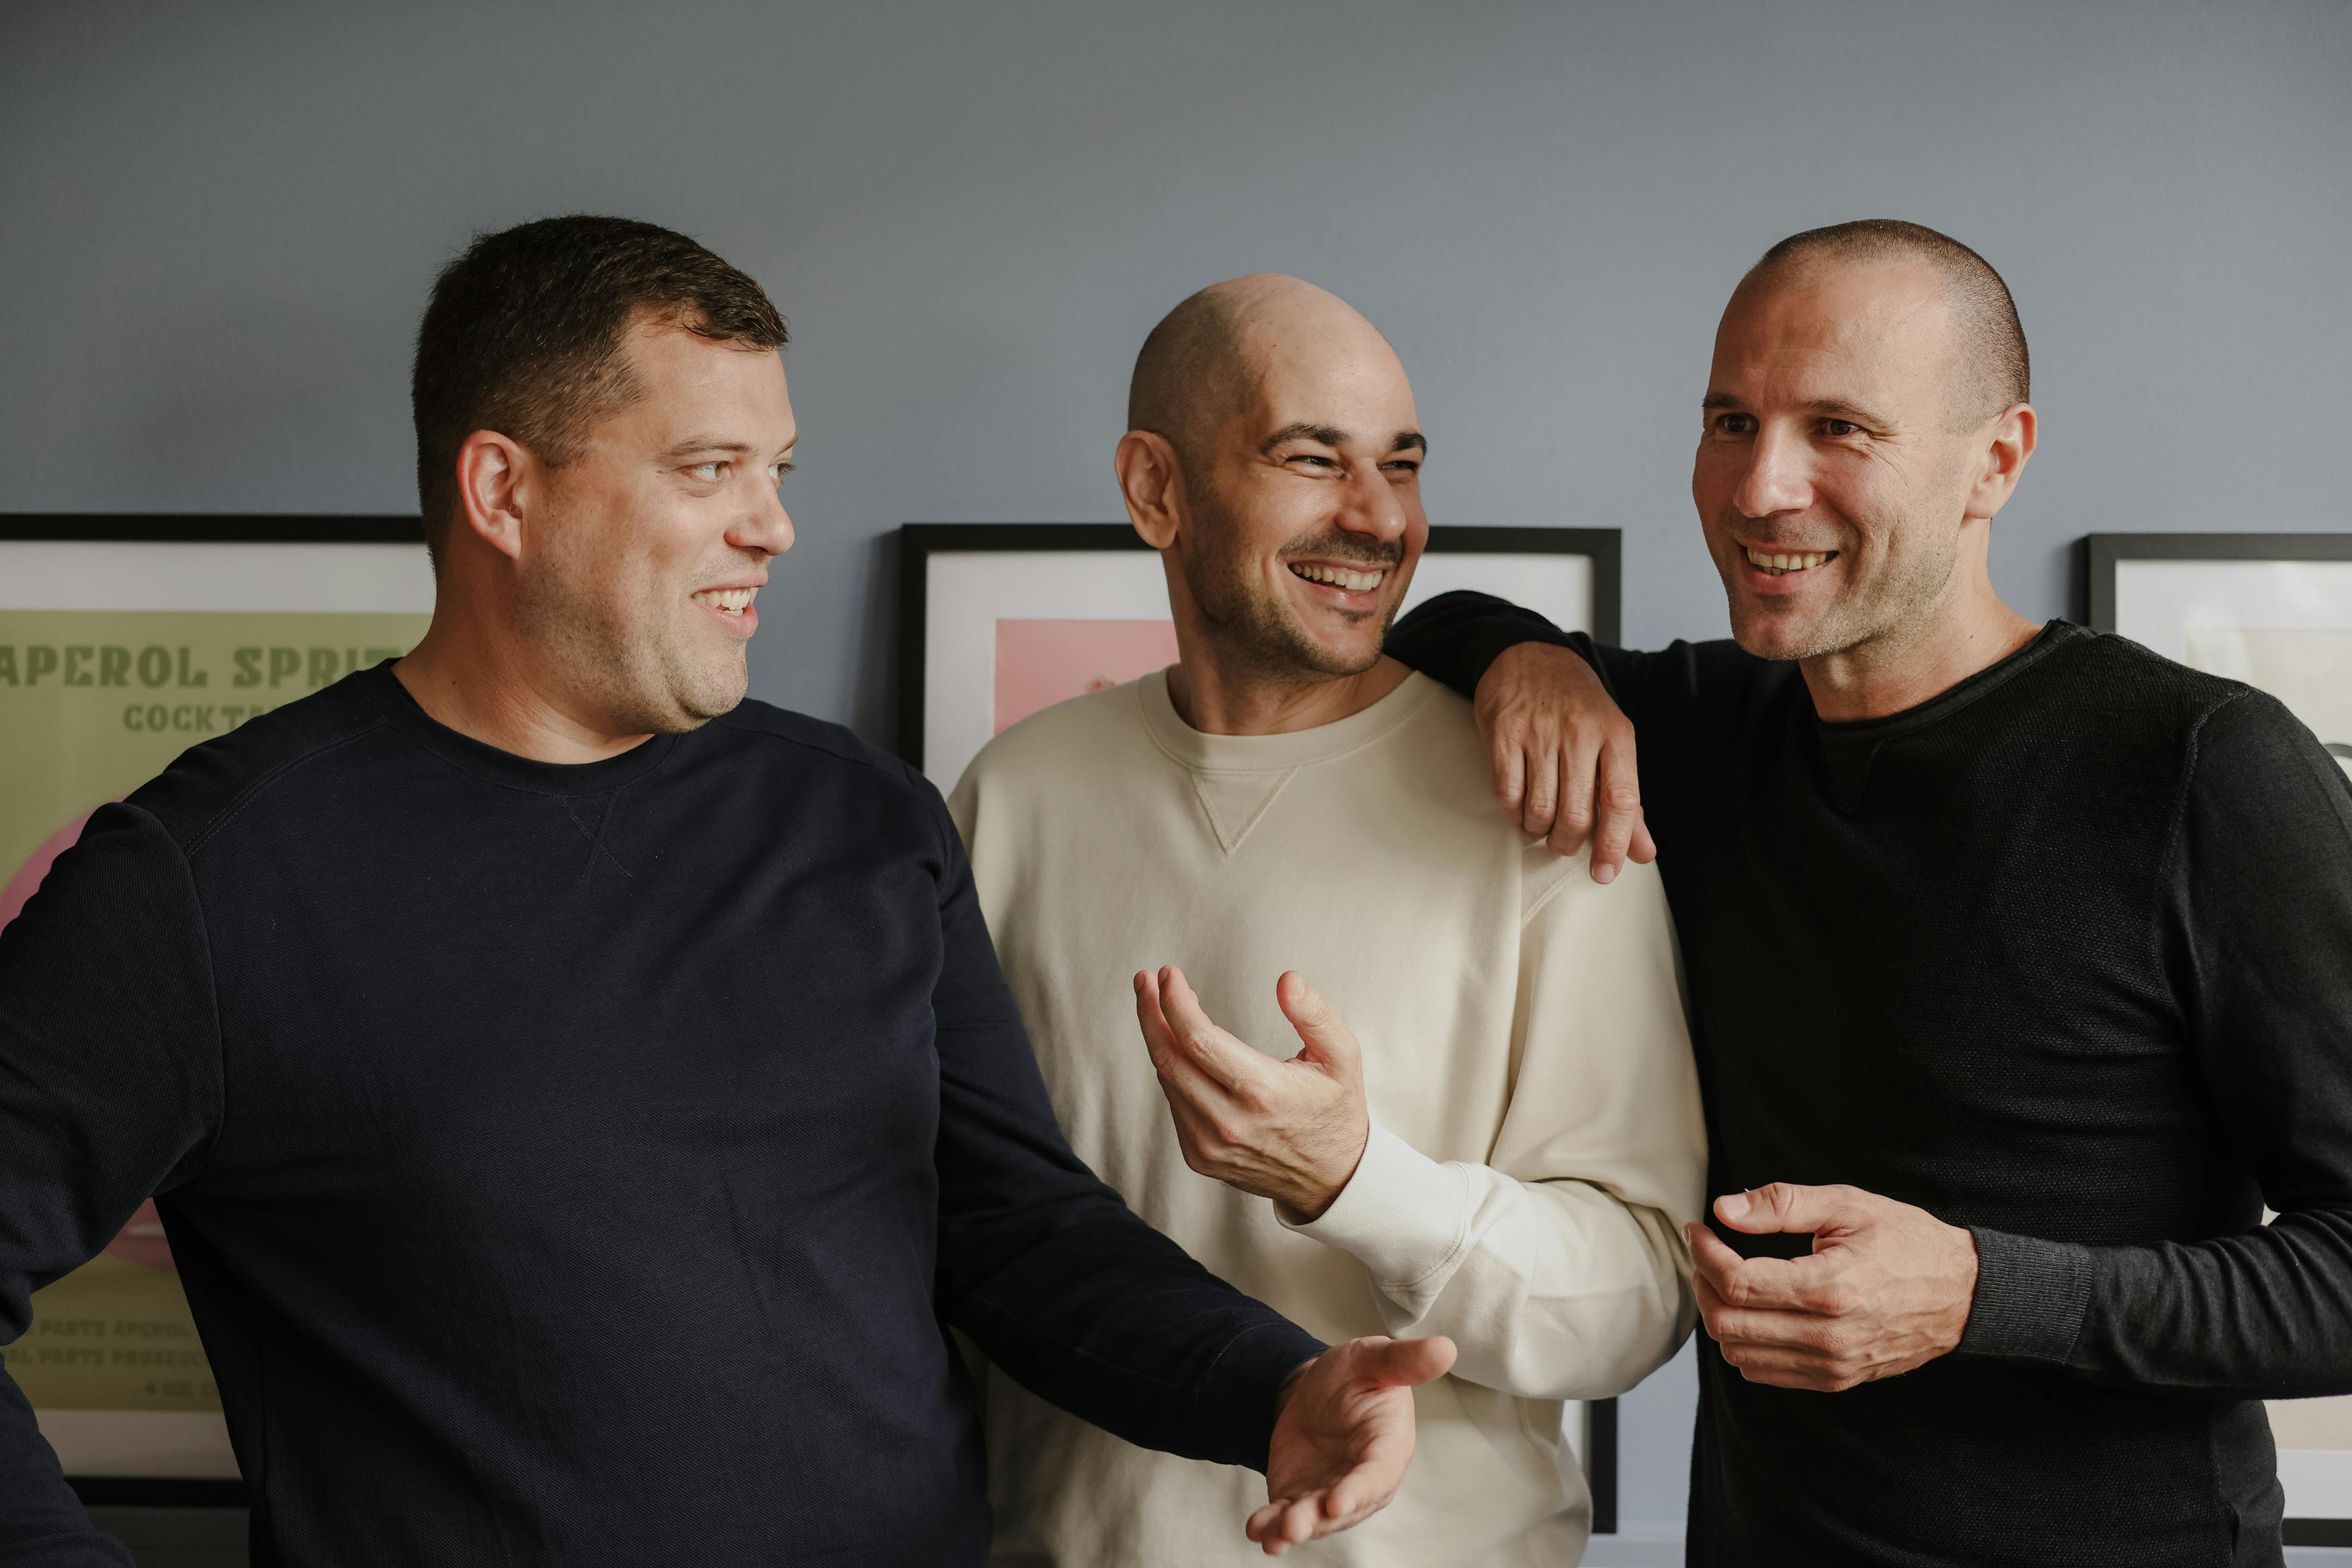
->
[[1740, 220, 2028, 425], [1127, 274, 1403, 471]]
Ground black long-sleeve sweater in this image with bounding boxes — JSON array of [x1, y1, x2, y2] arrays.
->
[[1387, 597, 2352, 1568], [0, 664, 1322, 1567]]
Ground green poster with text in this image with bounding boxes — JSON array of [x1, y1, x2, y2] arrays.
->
[[0, 609, 429, 1412]]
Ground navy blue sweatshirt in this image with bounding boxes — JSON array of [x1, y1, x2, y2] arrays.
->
[[1388, 599, 2352, 1568], [0, 664, 1323, 1567]]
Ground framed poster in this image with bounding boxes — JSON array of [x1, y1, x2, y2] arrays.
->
[[0, 514, 434, 1506], [896, 521, 1624, 1532], [2088, 530, 2352, 1547]]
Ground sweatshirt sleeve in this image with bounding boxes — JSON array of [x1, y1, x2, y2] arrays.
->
[[0, 806, 225, 1567], [1956, 690, 2352, 1399], [914, 772, 1327, 1469], [1284, 852, 1706, 1400]]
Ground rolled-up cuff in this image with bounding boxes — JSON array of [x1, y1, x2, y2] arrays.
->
[[1954, 1226, 2093, 1365]]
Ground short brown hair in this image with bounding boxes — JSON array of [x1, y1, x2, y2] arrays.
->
[[409, 216, 788, 563], [1747, 218, 2028, 422]]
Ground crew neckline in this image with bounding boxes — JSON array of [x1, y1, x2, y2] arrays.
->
[[1812, 620, 2081, 742], [1138, 667, 1441, 774], [355, 662, 681, 795]]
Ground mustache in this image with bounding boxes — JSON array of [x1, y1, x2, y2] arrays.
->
[[1277, 533, 1406, 571]]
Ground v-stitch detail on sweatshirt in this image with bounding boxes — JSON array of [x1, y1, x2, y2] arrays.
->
[[1190, 767, 1296, 855]]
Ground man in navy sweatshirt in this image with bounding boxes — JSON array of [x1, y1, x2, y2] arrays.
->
[[0, 215, 1453, 1567]]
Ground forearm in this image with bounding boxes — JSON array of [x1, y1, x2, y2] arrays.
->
[[1384, 590, 1586, 700], [1286, 1123, 1691, 1399], [943, 1188, 1322, 1467], [1958, 1210, 2352, 1399]]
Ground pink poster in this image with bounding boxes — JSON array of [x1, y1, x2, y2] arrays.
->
[[993, 619, 1178, 735]]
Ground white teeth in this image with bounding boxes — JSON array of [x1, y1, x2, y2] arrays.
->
[[1292, 563, 1386, 593], [1745, 548, 1831, 575], [694, 586, 759, 614]]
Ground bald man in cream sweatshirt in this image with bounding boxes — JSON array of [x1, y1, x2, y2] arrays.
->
[[950, 275, 1704, 1567]]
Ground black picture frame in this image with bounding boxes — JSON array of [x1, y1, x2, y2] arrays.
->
[[896, 522, 1622, 773], [2083, 531, 2352, 634], [894, 520, 1623, 1530], [1, 514, 425, 545], [3, 513, 427, 1513], [2087, 528, 2352, 1549]]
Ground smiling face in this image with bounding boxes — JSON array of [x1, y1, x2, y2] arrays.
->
[[1169, 294, 1429, 681], [1692, 257, 1993, 663], [519, 318, 797, 733]]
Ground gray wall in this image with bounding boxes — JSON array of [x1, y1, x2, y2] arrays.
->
[[7, 0, 2351, 1553]]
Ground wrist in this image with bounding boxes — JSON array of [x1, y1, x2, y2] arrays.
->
[[1285, 1115, 1370, 1221]]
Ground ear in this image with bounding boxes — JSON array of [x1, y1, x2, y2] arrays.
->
[[452, 429, 535, 562], [1114, 430, 1187, 551], [1964, 402, 2037, 525]]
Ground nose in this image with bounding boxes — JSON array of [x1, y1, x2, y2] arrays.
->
[[730, 480, 795, 559], [1732, 424, 1813, 521], [1335, 458, 1411, 546]]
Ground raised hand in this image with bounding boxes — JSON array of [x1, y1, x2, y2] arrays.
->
[[1472, 641, 1654, 881], [1249, 1335, 1458, 1555], [1133, 965, 1368, 1219], [1686, 1182, 1980, 1391]]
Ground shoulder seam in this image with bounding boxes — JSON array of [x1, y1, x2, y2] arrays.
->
[[183, 720, 390, 861], [119, 801, 230, 1187], [710, 711, 915, 784], [2147, 687, 2254, 1004]]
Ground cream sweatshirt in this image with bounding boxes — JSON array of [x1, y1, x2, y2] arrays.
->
[[949, 670, 1706, 1568]]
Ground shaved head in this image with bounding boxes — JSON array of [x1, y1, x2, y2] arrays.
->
[[1741, 220, 2028, 425], [1116, 274, 1428, 697], [1128, 274, 1399, 474]]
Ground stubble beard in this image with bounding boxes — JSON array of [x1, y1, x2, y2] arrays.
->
[[1179, 493, 1399, 685], [516, 570, 747, 737], [1722, 506, 1961, 666]]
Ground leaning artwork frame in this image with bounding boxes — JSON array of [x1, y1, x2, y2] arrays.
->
[[896, 520, 1624, 1532], [0, 513, 435, 1508], [2087, 529, 2352, 1549]]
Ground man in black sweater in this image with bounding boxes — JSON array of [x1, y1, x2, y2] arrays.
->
[[0, 217, 1454, 1567], [1388, 220, 2352, 1565]]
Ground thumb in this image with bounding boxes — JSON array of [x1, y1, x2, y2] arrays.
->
[[1714, 1182, 1865, 1236], [1277, 971, 1360, 1075], [1347, 1334, 1456, 1389]]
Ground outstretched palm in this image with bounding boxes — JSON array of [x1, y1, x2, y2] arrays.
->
[[1247, 1335, 1457, 1555]]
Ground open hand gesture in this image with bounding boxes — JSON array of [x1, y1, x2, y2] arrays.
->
[[1250, 1335, 1457, 1554], [1133, 966, 1368, 1219]]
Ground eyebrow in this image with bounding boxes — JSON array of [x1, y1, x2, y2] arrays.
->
[[657, 435, 796, 462], [1259, 423, 1430, 458], [1700, 392, 1894, 427]]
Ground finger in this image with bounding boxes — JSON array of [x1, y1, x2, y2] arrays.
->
[[1716, 1182, 1869, 1237], [1717, 1342, 1847, 1390], [1685, 1220, 1751, 1289], [1349, 1334, 1456, 1389], [1490, 729, 1527, 818], [1703, 1300, 1839, 1352], [1550, 716, 1601, 850], [1157, 966, 1269, 1095], [1629, 813, 1658, 865], [1585, 736, 1642, 885], [1519, 738, 1560, 838], [1275, 971, 1360, 1074], [1687, 1223, 1826, 1311], [1133, 969, 1182, 1074]]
